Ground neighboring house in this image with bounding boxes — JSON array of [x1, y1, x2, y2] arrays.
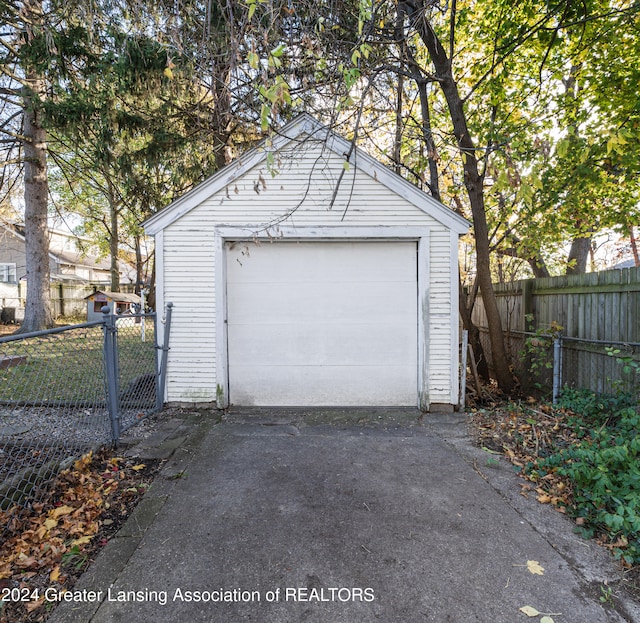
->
[[144, 114, 470, 411], [0, 222, 134, 285], [0, 281, 19, 322], [613, 258, 637, 270]]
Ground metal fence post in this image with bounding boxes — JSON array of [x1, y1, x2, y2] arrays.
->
[[102, 306, 121, 444], [459, 330, 468, 412], [552, 334, 563, 404], [156, 302, 173, 411]]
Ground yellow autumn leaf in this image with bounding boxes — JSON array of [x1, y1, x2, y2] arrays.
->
[[527, 560, 545, 575], [519, 605, 541, 617], [131, 464, 146, 471], [74, 452, 93, 472], [51, 505, 75, 519], [0, 562, 13, 579], [163, 67, 174, 79], [44, 517, 58, 531], [72, 535, 93, 546], [50, 565, 61, 582]]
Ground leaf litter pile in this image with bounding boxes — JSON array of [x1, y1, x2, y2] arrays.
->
[[0, 449, 162, 623], [471, 400, 574, 506], [469, 398, 640, 603]]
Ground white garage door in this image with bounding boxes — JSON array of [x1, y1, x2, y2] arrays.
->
[[226, 241, 418, 406]]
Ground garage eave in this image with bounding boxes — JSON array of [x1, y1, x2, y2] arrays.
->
[[143, 114, 471, 237]]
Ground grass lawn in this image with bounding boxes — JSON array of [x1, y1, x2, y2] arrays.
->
[[0, 322, 155, 405]]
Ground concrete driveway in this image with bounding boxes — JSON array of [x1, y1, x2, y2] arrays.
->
[[49, 409, 638, 623]]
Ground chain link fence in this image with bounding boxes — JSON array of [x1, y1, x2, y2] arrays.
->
[[476, 327, 640, 399], [0, 305, 171, 515]]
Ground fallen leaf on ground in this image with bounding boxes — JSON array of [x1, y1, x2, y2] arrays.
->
[[527, 560, 545, 575], [51, 505, 75, 519], [0, 448, 162, 623], [43, 518, 58, 531], [519, 605, 541, 617], [25, 597, 45, 613]]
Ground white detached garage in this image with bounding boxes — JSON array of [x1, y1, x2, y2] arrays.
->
[[144, 114, 469, 410]]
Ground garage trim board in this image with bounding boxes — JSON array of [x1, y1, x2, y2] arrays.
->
[[215, 227, 431, 408]]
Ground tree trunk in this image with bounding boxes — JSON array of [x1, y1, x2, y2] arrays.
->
[[396, 3, 440, 200], [410, 5, 514, 391], [566, 236, 590, 275], [459, 279, 490, 381], [416, 79, 441, 201], [393, 72, 403, 175], [211, 62, 233, 170], [629, 226, 639, 267], [109, 208, 120, 292], [107, 181, 120, 292], [146, 253, 156, 310], [134, 234, 144, 294], [19, 75, 54, 333], [528, 257, 551, 278]]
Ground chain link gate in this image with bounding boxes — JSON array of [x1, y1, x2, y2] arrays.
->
[[0, 303, 172, 515]]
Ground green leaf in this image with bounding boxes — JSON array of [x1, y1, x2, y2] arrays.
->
[[556, 139, 570, 158], [260, 103, 270, 131], [247, 51, 259, 69], [519, 606, 540, 617], [530, 172, 543, 190], [247, 1, 257, 21]]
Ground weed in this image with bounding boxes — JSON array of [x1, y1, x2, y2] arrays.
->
[[606, 347, 640, 376], [599, 585, 614, 605], [168, 470, 188, 480], [532, 389, 640, 566], [519, 316, 562, 392], [61, 544, 89, 572]]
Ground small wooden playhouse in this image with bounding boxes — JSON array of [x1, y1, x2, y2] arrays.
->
[[144, 114, 469, 410]]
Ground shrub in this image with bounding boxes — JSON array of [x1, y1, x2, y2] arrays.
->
[[533, 390, 640, 566]]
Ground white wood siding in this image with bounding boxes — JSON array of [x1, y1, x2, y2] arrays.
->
[[428, 229, 455, 403], [161, 138, 458, 405], [200, 140, 441, 228], [162, 224, 217, 402]]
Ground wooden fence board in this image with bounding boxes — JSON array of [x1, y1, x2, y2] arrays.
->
[[472, 266, 640, 396]]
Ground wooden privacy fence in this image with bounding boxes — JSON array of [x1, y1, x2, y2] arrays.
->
[[471, 265, 640, 396]]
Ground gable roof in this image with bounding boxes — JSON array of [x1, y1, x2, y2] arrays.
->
[[1, 221, 110, 271], [85, 290, 141, 304], [0, 221, 60, 265], [143, 113, 470, 236], [0, 221, 137, 283]]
